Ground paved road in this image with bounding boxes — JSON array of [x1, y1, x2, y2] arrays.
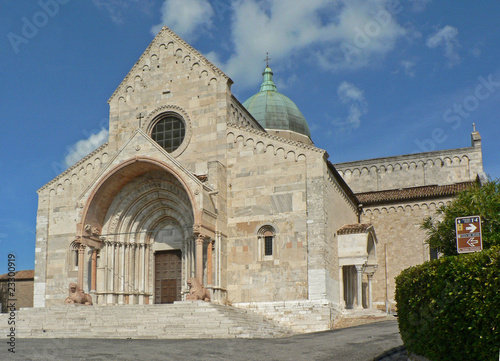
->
[[4, 320, 403, 361]]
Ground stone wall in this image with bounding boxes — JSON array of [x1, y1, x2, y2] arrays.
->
[[324, 166, 359, 303], [361, 199, 453, 310], [306, 160, 358, 303], [335, 132, 483, 193], [224, 125, 359, 305], [225, 126, 313, 303], [234, 300, 340, 333]]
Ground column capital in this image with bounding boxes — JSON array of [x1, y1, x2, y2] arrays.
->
[[195, 234, 205, 245], [354, 264, 365, 273], [364, 264, 378, 275]]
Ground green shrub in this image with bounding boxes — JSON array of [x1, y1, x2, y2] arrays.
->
[[421, 179, 500, 256], [395, 247, 500, 361]]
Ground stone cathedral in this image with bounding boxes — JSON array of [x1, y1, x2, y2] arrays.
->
[[34, 27, 484, 330]]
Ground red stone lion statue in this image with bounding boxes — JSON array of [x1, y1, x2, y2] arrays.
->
[[186, 278, 211, 302], [64, 283, 93, 305]]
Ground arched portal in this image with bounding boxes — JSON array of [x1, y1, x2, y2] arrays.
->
[[76, 158, 215, 305], [98, 170, 194, 305]]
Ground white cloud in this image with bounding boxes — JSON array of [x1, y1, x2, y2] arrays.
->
[[92, 0, 152, 25], [64, 128, 109, 168], [215, 0, 407, 89], [408, 0, 432, 12], [151, 0, 214, 40], [401, 60, 416, 77], [337, 82, 365, 103], [335, 82, 367, 130], [204, 50, 222, 68], [426, 25, 460, 68]]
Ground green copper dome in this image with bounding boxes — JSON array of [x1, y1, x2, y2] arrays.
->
[[243, 66, 312, 141]]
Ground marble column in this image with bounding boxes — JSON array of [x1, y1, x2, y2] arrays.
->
[[196, 234, 204, 284], [367, 272, 374, 309], [355, 265, 364, 309], [207, 240, 213, 286], [103, 242, 108, 293], [91, 249, 97, 292], [110, 242, 115, 291], [77, 244, 86, 290]]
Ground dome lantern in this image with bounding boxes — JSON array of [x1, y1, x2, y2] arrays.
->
[[243, 62, 313, 145]]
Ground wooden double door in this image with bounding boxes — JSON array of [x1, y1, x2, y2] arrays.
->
[[154, 250, 182, 304]]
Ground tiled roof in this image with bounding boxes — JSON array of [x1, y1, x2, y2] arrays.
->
[[338, 223, 373, 235], [356, 181, 476, 205], [0, 270, 34, 281]]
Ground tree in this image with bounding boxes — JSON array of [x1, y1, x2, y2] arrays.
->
[[421, 179, 500, 256]]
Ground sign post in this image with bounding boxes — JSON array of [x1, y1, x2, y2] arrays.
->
[[455, 216, 482, 254]]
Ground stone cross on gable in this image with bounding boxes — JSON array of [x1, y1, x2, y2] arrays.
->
[[137, 113, 144, 128]]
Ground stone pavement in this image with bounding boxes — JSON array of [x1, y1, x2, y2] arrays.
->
[[4, 320, 403, 361]]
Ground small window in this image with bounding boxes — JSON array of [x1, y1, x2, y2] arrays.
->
[[151, 115, 186, 153], [264, 235, 273, 256], [74, 249, 79, 268], [258, 226, 276, 259], [430, 247, 439, 260]]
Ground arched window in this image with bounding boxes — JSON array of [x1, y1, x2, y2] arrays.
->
[[257, 225, 276, 259], [151, 114, 186, 153], [68, 241, 79, 272], [264, 231, 274, 256]]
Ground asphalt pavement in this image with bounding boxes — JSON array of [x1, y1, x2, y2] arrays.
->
[[4, 319, 403, 361]]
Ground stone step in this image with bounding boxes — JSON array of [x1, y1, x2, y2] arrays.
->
[[0, 302, 292, 339]]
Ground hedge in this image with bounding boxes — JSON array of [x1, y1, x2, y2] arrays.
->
[[395, 246, 500, 361]]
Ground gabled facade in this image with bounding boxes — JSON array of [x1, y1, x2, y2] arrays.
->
[[34, 28, 373, 330]]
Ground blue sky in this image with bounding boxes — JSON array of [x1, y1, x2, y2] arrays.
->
[[1, 0, 499, 274]]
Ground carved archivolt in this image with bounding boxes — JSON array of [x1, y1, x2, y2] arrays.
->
[[103, 172, 194, 245]]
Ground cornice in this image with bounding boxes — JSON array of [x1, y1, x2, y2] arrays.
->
[[37, 143, 109, 193]]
